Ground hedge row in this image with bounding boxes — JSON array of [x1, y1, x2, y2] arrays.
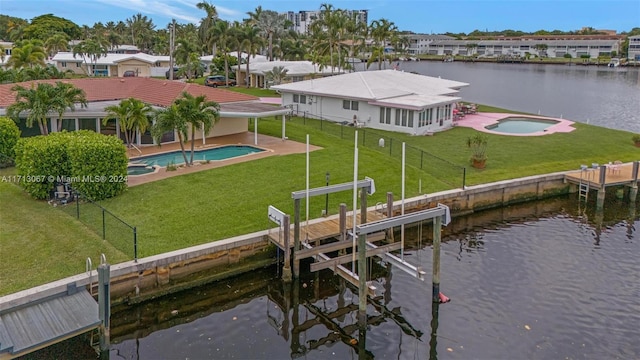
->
[[14, 131, 128, 200], [0, 116, 21, 168]]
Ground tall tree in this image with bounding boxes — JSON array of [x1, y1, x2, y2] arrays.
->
[[250, 9, 287, 61], [103, 98, 152, 148], [72, 39, 108, 76], [369, 19, 398, 70], [51, 81, 88, 131], [241, 24, 265, 87], [6, 40, 47, 69], [44, 32, 69, 58], [7, 83, 57, 135], [210, 20, 233, 85], [197, 1, 219, 56], [174, 92, 220, 165], [152, 104, 189, 165]]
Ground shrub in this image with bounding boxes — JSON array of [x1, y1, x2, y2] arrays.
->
[[0, 116, 21, 168], [67, 130, 128, 200], [14, 132, 73, 199], [14, 131, 127, 200]]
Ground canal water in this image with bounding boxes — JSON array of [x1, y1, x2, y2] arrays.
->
[[25, 195, 640, 359], [19, 63, 640, 359], [362, 61, 640, 132]]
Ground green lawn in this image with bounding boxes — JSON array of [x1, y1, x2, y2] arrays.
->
[[2, 110, 639, 295], [0, 180, 129, 295]]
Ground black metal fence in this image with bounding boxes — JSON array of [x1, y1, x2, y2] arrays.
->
[[56, 186, 138, 261], [289, 115, 466, 189]]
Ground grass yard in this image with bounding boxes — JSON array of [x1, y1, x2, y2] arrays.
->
[[0, 179, 129, 295], [2, 107, 640, 295]]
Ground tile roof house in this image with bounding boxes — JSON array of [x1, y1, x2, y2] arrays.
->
[[0, 77, 290, 146], [272, 69, 469, 135]]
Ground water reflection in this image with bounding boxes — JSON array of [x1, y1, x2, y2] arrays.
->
[[21, 194, 640, 359]]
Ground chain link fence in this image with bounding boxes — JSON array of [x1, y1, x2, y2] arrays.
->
[[289, 115, 466, 188], [54, 184, 138, 261]]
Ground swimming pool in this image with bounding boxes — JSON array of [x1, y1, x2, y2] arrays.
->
[[130, 145, 265, 167], [485, 117, 560, 134], [127, 165, 156, 176]]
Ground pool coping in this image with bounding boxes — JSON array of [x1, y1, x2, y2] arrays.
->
[[455, 112, 576, 136]]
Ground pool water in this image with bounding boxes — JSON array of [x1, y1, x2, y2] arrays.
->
[[130, 145, 264, 167], [127, 166, 155, 176], [485, 117, 559, 134]]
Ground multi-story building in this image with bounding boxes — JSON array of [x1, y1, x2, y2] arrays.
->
[[627, 35, 640, 61], [282, 9, 368, 34], [403, 34, 456, 55]]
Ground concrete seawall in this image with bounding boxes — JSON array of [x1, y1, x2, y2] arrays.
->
[[0, 171, 570, 308]]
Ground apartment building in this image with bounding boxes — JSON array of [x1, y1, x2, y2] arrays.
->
[[282, 9, 368, 34]]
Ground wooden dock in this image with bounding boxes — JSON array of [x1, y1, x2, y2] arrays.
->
[[565, 162, 639, 190], [267, 209, 387, 249]]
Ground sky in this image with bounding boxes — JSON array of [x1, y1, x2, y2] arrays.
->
[[1, 0, 638, 34]]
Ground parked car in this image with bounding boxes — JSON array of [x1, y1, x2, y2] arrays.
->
[[123, 70, 136, 77], [165, 67, 181, 79], [205, 75, 236, 87]]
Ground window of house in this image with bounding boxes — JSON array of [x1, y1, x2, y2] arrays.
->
[[61, 62, 67, 68], [76, 62, 81, 67], [343, 100, 359, 110], [300, 95, 307, 104], [379, 107, 392, 124], [293, 94, 299, 103], [292, 76, 304, 82]]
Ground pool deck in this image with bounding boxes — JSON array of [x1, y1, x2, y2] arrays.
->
[[454, 112, 576, 136], [127, 132, 320, 187]]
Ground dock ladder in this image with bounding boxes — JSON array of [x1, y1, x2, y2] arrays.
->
[[578, 166, 590, 203]]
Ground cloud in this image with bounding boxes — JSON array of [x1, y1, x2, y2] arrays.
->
[[93, 0, 240, 24]]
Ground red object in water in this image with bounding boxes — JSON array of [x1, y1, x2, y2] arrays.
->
[[438, 292, 450, 303]]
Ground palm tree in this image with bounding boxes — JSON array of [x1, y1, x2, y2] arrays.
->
[[197, 1, 219, 56], [241, 24, 265, 87], [210, 20, 232, 86], [6, 40, 47, 69], [174, 37, 200, 67], [44, 33, 69, 58], [369, 19, 398, 70], [103, 98, 152, 148], [126, 13, 156, 52], [7, 83, 57, 135], [251, 9, 287, 61], [173, 92, 220, 165], [73, 39, 108, 76], [51, 81, 88, 131], [264, 66, 288, 86], [152, 104, 189, 165], [230, 21, 247, 83]]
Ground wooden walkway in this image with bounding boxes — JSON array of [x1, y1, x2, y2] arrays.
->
[[268, 209, 387, 249], [565, 162, 639, 189]]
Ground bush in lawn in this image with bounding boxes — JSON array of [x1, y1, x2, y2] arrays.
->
[[14, 132, 73, 199], [0, 116, 21, 168], [67, 130, 128, 200], [14, 131, 128, 200]]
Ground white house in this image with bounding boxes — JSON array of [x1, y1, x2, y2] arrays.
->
[[272, 70, 469, 135], [51, 52, 171, 77], [232, 60, 345, 88], [628, 35, 640, 62]]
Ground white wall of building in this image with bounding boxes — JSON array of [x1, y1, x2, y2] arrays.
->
[[283, 93, 456, 135]]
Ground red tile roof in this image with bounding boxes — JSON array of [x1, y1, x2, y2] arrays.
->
[[0, 77, 257, 108]]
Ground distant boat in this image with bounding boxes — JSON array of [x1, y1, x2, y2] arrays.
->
[[608, 58, 620, 67]]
